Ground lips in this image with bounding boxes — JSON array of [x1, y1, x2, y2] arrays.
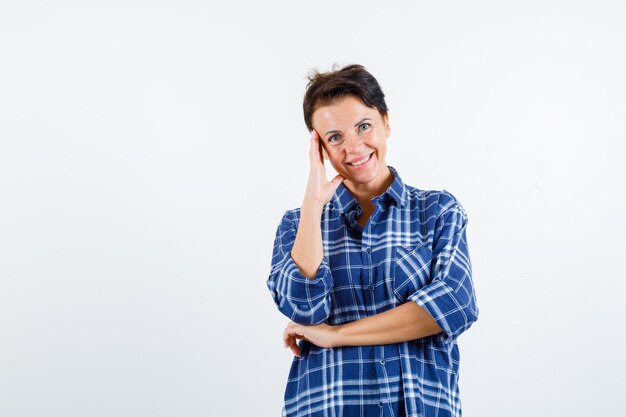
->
[[347, 152, 373, 166]]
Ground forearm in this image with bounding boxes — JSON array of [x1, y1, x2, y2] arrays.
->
[[335, 301, 444, 346], [291, 198, 325, 279]]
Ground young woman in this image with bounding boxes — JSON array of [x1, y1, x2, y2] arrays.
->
[[266, 64, 479, 417]]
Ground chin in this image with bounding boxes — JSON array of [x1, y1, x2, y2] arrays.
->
[[348, 171, 378, 185]]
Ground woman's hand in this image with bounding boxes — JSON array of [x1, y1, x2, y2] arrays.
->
[[283, 321, 341, 357], [303, 129, 344, 206]]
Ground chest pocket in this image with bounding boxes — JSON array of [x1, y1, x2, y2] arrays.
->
[[392, 242, 433, 303]]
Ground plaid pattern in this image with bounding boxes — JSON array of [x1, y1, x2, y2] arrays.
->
[[266, 165, 479, 417]]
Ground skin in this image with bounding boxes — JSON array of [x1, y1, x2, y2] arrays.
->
[[313, 95, 394, 220], [283, 95, 443, 357]]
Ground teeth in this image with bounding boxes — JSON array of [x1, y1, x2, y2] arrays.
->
[[350, 154, 370, 166]]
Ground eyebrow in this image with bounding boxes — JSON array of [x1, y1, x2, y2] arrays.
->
[[324, 118, 372, 138]]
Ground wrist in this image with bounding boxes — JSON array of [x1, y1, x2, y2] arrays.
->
[[333, 324, 345, 348], [301, 197, 325, 214]]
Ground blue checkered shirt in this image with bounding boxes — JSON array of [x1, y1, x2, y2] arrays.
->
[[266, 165, 479, 417]]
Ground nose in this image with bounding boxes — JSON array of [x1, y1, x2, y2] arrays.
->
[[343, 132, 365, 154]]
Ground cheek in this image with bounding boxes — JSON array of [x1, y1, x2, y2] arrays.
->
[[329, 152, 347, 166], [363, 129, 382, 141], [364, 131, 381, 147], [328, 152, 341, 163]]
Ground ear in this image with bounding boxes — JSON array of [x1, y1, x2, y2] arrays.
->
[[383, 113, 391, 138]]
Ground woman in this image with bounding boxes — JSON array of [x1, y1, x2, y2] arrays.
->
[[266, 64, 479, 417]]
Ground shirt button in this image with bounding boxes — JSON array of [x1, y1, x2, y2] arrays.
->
[[378, 401, 384, 408], [380, 359, 385, 365], [369, 284, 375, 291], [365, 247, 371, 253]]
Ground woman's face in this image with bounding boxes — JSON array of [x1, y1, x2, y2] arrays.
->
[[311, 95, 391, 187]]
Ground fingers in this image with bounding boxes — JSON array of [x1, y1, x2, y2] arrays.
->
[[309, 129, 324, 168], [283, 322, 304, 357], [286, 335, 301, 357], [318, 133, 325, 164], [285, 335, 300, 357], [305, 129, 339, 206], [331, 173, 345, 189]]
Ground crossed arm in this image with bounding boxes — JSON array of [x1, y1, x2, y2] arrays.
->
[[280, 201, 443, 355], [271, 194, 477, 357], [283, 300, 443, 357]]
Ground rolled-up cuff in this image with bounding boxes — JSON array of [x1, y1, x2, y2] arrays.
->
[[267, 254, 334, 324], [408, 280, 465, 343]]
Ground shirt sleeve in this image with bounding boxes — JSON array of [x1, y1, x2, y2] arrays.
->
[[265, 210, 334, 325], [408, 190, 479, 343]]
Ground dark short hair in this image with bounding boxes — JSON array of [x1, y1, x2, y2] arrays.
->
[[303, 63, 389, 132]]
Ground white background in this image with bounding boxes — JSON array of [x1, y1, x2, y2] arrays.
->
[[1, 1, 625, 416]]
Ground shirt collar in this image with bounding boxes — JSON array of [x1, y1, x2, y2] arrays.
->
[[330, 165, 408, 214]]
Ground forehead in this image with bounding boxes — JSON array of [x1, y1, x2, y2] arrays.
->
[[312, 95, 378, 127]]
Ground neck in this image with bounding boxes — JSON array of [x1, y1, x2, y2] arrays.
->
[[344, 165, 394, 207]]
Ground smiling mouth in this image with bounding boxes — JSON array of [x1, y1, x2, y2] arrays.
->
[[347, 152, 373, 167]]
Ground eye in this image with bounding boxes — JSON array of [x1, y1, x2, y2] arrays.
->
[[328, 134, 341, 143], [359, 122, 371, 131]]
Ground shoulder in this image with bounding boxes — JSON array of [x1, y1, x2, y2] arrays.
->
[[275, 207, 305, 231], [279, 200, 338, 226], [437, 189, 467, 217], [404, 184, 467, 219], [278, 207, 299, 223]]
